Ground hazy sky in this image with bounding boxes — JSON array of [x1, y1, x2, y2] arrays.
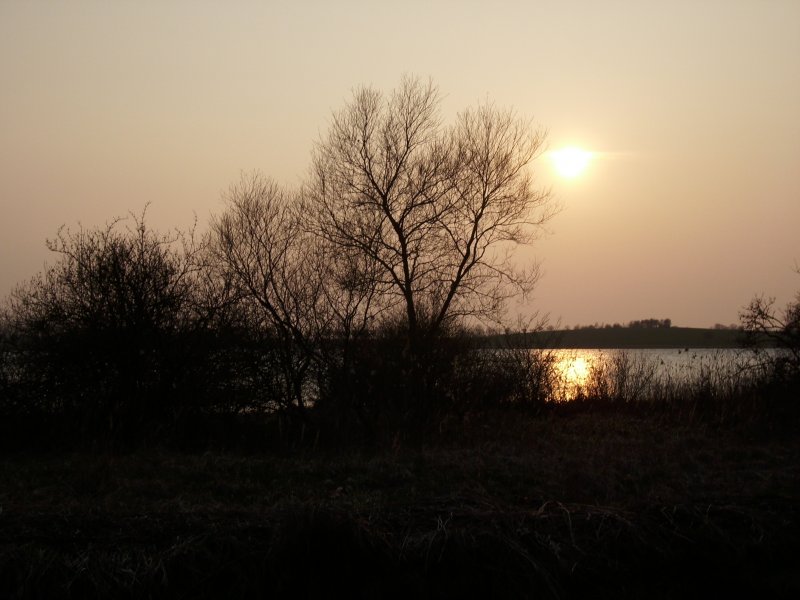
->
[[2, 1, 798, 328]]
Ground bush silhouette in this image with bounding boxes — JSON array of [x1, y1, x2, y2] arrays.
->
[[4, 210, 213, 445]]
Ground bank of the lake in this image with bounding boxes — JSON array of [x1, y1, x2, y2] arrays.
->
[[492, 326, 749, 349]]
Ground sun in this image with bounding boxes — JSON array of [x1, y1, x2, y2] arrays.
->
[[550, 147, 592, 178]]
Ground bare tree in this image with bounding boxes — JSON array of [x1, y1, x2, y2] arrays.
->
[[305, 76, 556, 359], [210, 79, 557, 424], [210, 173, 315, 415], [209, 173, 382, 415], [740, 281, 800, 374]]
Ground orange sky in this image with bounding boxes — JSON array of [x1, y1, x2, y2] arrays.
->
[[1, 1, 798, 328]]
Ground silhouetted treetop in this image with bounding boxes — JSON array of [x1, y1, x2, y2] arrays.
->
[[305, 75, 556, 349]]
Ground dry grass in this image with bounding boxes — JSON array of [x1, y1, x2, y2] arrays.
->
[[1, 410, 799, 598]]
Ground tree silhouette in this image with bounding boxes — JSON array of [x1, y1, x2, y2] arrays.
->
[[306, 76, 555, 360], [5, 208, 205, 442], [740, 282, 800, 375]]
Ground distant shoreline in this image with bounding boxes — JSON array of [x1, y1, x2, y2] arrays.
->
[[482, 327, 761, 349]]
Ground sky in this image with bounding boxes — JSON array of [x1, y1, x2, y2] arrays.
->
[[1, 0, 798, 328]]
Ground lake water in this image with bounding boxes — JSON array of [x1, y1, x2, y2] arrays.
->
[[540, 347, 775, 401]]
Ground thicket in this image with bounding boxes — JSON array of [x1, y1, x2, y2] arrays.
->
[[1, 78, 797, 451], [0, 211, 540, 450], [0, 78, 559, 449]]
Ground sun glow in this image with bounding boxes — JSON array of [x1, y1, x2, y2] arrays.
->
[[563, 356, 590, 384], [553, 352, 596, 401], [550, 147, 592, 178]]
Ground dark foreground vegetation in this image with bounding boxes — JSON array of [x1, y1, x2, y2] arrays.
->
[[2, 341, 798, 598], [1, 77, 799, 597], [1, 401, 799, 599]]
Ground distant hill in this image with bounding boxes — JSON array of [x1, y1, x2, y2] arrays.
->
[[483, 327, 751, 349]]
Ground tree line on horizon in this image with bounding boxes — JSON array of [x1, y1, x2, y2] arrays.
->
[[563, 319, 673, 331]]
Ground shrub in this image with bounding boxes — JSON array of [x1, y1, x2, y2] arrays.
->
[[4, 210, 209, 445]]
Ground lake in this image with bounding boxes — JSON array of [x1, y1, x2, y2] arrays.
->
[[541, 347, 776, 401]]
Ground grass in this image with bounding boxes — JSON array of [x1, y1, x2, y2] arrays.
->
[[2, 408, 799, 599]]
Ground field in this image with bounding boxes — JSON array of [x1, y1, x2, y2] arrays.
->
[[2, 407, 798, 599]]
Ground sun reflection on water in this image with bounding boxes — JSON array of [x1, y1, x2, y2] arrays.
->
[[540, 348, 765, 402], [551, 351, 600, 400], [562, 356, 590, 384]]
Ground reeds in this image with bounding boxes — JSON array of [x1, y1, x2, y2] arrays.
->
[[484, 347, 798, 431]]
